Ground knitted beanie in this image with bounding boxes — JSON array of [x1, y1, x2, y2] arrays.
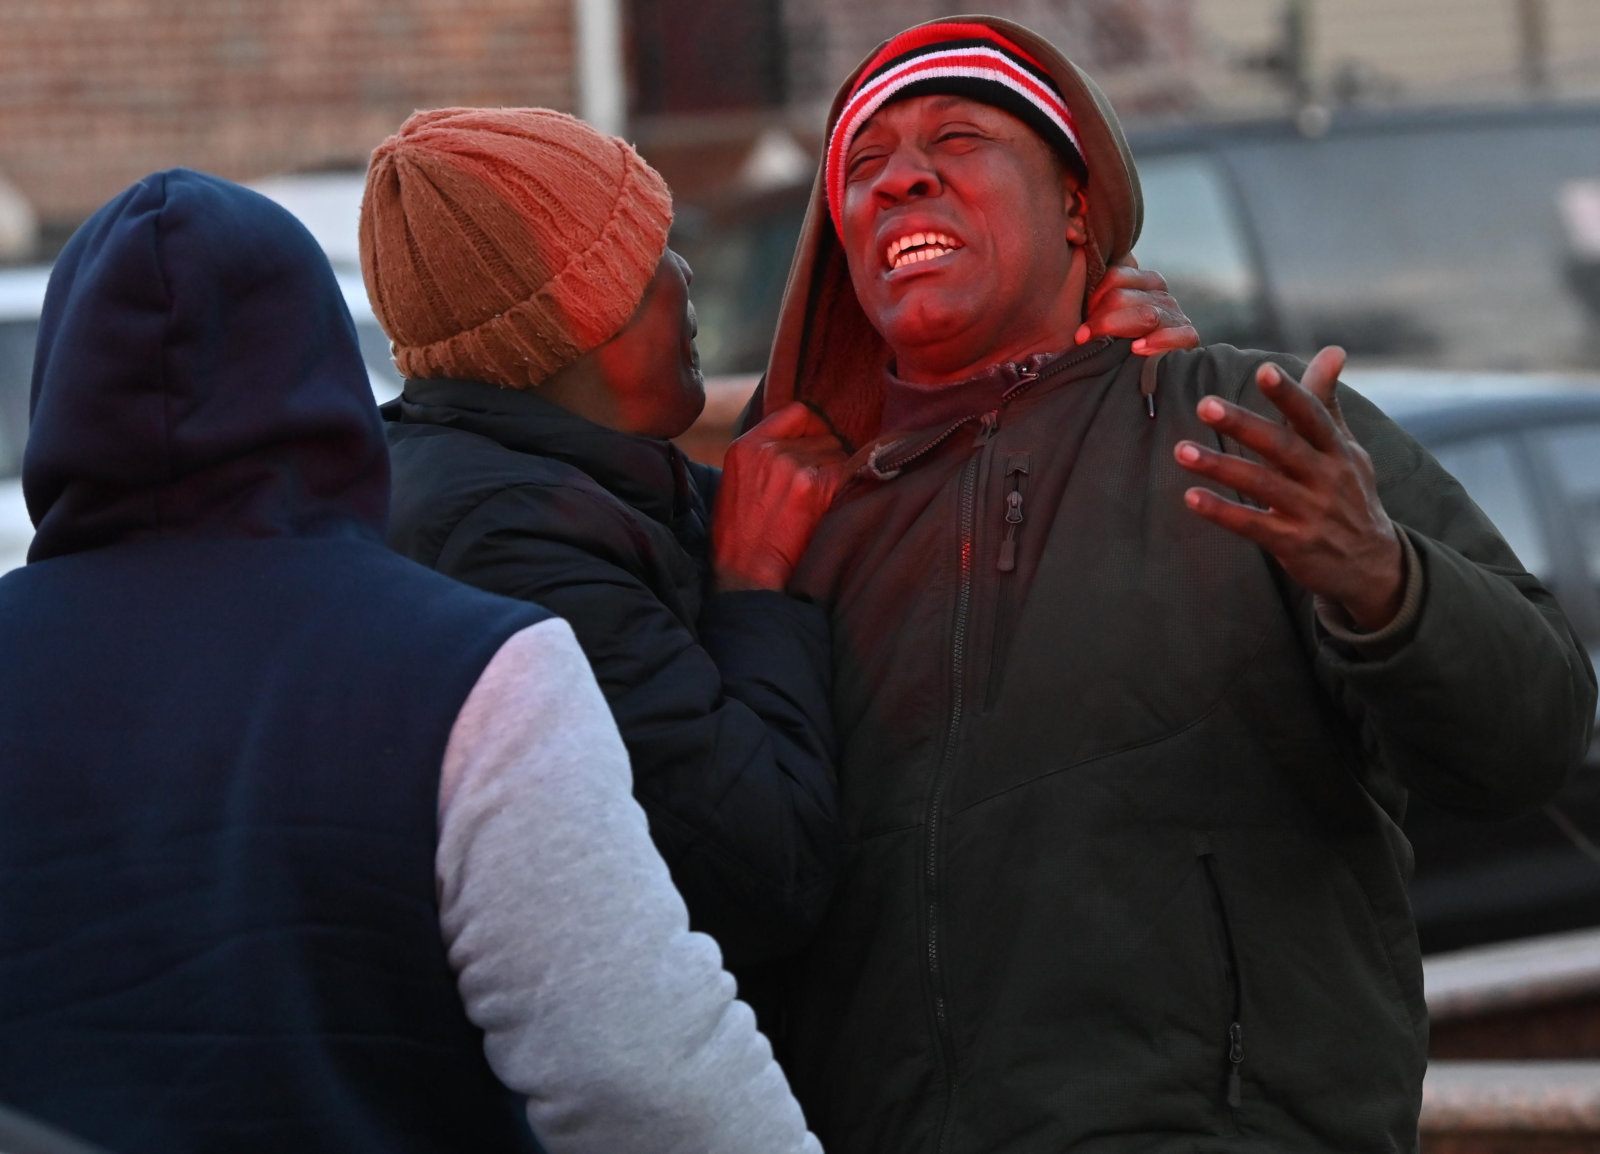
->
[[359, 107, 673, 389], [825, 22, 1086, 240]]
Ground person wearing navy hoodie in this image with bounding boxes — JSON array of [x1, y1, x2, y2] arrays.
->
[[0, 170, 820, 1154]]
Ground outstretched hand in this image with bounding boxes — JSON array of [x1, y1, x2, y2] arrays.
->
[[1173, 346, 1406, 631], [711, 402, 849, 593], [1075, 254, 1200, 355]]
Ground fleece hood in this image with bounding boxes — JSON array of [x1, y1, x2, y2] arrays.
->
[[24, 169, 389, 563], [759, 14, 1144, 450]]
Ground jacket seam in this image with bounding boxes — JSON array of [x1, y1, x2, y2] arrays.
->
[[946, 692, 1230, 819]]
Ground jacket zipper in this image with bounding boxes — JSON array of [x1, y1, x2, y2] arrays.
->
[[1198, 845, 1246, 1110], [926, 410, 999, 1153]]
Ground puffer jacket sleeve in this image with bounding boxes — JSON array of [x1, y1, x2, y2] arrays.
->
[[430, 480, 839, 969], [1222, 350, 1597, 817]]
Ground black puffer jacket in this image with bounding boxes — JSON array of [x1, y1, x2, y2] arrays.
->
[[383, 378, 838, 968]]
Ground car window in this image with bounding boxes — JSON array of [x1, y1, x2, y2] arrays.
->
[[1221, 116, 1600, 370], [1131, 153, 1270, 348], [669, 193, 808, 376], [0, 319, 37, 478], [354, 320, 403, 403], [1534, 424, 1600, 595], [1430, 435, 1550, 578]]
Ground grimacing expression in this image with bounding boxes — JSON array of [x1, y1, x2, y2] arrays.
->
[[841, 94, 1089, 380], [594, 248, 705, 438]]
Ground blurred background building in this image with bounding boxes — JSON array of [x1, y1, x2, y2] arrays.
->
[[4, 0, 1600, 255]]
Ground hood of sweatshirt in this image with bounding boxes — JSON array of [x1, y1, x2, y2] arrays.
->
[[758, 14, 1145, 452], [24, 168, 389, 563]]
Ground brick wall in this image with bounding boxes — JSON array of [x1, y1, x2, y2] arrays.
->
[[0, 0, 575, 236]]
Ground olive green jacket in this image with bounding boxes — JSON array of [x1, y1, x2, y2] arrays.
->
[[782, 338, 1595, 1153]]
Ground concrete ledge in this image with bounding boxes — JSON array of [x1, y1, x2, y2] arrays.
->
[[1423, 1062, 1600, 1131], [1426, 928, 1600, 1022]]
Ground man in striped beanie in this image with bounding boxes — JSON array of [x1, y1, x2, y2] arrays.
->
[[732, 15, 1595, 1154]]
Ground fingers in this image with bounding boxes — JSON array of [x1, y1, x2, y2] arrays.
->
[[1131, 327, 1201, 355], [1195, 394, 1323, 481], [1174, 440, 1307, 515], [1181, 486, 1296, 552], [777, 437, 851, 471], [1252, 362, 1342, 454], [1085, 302, 1181, 335], [1077, 301, 1193, 347], [1086, 265, 1170, 315], [1080, 265, 1200, 351], [1299, 345, 1347, 409], [1300, 345, 1353, 435], [748, 400, 834, 442]]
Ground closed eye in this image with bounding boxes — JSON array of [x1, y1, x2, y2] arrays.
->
[[846, 151, 886, 178]]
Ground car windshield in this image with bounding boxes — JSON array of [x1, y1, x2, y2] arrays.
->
[[1221, 113, 1600, 370]]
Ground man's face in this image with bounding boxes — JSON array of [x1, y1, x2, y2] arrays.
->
[[594, 248, 705, 438], [840, 95, 1088, 382]]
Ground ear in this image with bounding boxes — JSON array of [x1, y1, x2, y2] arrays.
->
[[1063, 179, 1089, 246]]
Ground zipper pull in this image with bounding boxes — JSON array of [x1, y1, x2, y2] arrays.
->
[[997, 452, 1030, 572], [1226, 1021, 1244, 1107], [998, 490, 1023, 571], [974, 410, 1000, 446]]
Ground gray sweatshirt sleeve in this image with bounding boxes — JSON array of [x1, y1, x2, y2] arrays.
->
[[436, 617, 823, 1154]]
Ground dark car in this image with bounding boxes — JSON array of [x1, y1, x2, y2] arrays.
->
[[1351, 371, 1600, 953], [675, 101, 1600, 379], [1126, 102, 1600, 374]]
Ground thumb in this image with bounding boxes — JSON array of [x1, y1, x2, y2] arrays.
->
[[1302, 345, 1347, 411], [752, 400, 829, 442]]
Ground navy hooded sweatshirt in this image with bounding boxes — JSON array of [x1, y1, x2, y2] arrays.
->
[[0, 171, 551, 1153]]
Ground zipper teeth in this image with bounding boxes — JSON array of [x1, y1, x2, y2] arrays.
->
[[876, 416, 977, 476], [927, 450, 981, 1154], [1000, 337, 1110, 401]]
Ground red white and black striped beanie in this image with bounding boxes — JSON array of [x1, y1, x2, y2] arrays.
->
[[824, 21, 1087, 238]]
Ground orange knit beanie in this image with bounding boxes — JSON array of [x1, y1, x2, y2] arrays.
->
[[359, 107, 673, 389]]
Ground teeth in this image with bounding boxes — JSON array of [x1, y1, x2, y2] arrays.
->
[[885, 231, 962, 269]]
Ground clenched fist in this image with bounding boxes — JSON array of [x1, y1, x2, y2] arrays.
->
[[712, 402, 850, 593]]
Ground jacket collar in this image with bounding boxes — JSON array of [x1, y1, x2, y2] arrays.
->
[[385, 377, 697, 526], [867, 337, 1130, 478], [881, 351, 1059, 436]]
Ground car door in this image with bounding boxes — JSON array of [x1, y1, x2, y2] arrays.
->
[[1405, 421, 1600, 953]]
